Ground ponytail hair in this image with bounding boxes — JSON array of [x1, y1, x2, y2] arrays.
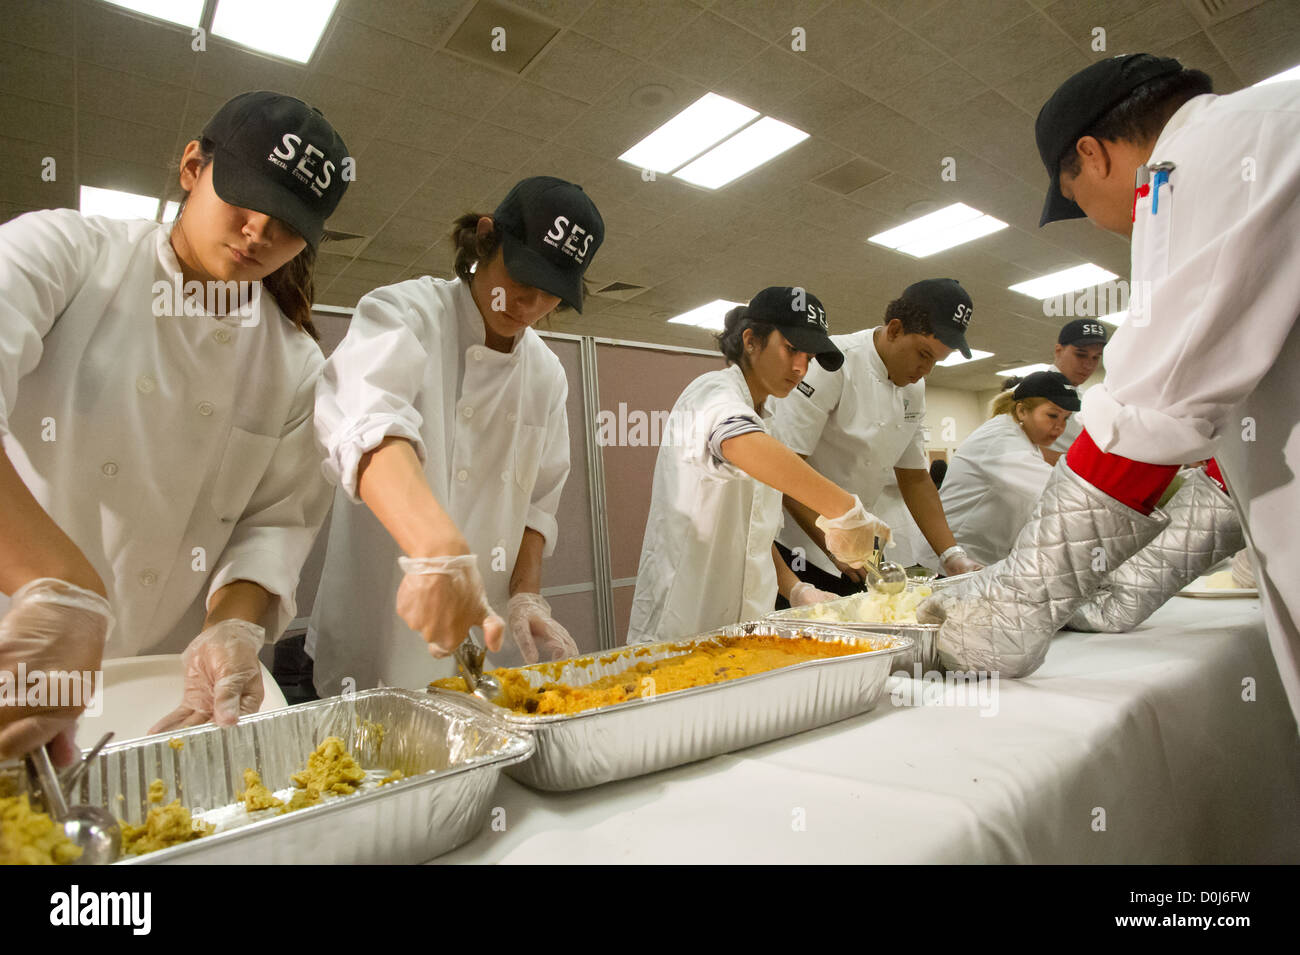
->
[[990, 383, 1050, 421], [715, 305, 776, 367], [176, 138, 320, 340]]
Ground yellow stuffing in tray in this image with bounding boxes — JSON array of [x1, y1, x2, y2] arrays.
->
[[291, 736, 366, 797], [0, 795, 83, 865], [378, 770, 404, 787], [146, 778, 167, 804], [121, 801, 213, 856], [433, 633, 885, 716], [168, 738, 185, 752], [237, 769, 284, 811]]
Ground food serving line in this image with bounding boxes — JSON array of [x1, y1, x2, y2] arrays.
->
[[436, 597, 1300, 864], [7, 590, 1298, 865]]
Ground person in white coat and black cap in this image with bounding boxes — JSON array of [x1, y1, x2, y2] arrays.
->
[[1048, 318, 1108, 455], [0, 91, 352, 760], [938, 371, 1080, 567], [769, 278, 985, 602], [919, 56, 1293, 727], [309, 177, 601, 695], [628, 286, 891, 645]]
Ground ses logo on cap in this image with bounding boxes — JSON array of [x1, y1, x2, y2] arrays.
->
[[1079, 322, 1105, 338], [953, 303, 972, 329], [269, 133, 335, 198], [543, 215, 595, 265], [806, 303, 827, 331]]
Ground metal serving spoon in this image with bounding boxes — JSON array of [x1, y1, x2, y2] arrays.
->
[[864, 535, 908, 595], [452, 637, 504, 705], [26, 744, 120, 865]]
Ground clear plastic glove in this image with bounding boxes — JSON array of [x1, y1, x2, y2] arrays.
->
[[507, 592, 578, 665], [397, 555, 504, 658], [940, 548, 984, 577], [1229, 548, 1256, 589], [0, 578, 113, 764], [150, 619, 265, 733], [790, 581, 837, 608], [815, 496, 892, 570]]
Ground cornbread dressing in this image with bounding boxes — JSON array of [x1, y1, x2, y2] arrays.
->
[[0, 795, 83, 865]]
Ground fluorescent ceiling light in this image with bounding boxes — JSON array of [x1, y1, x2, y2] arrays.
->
[[868, 203, 1009, 257], [1099, 310, 1127, 326], [667, 299, 745, 331], [999, 363, 1054, 378], [673, 116, 809, 189], [1255, 64, 1300, 86], [102, 0, 204, 27], [937, 349, 994, 368], [1009, 264, 1119, 299], [212, 0, 339, 63], [80, 185, 162, 220], [619, 93, 758, 174]]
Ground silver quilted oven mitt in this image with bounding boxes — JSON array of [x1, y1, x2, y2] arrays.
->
[[1067, 467, 1243, 633], [916, 458, 1168, 678]]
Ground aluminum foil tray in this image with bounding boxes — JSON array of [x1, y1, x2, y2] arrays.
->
[[766, 575, 976, 674], [429, 621, 911, 792], [1, 689, 533, 865]]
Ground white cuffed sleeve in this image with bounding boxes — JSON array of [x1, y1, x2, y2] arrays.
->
[[525, 375, 571, 557], [208, 350, 334, 639], [314, 283, 431, 501], [0, 210, 103, 437]]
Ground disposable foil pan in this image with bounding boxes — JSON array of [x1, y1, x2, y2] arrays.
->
[[0, 689, 533, 865], [429, 621, 911, 792], [765, 575, 975, 674]]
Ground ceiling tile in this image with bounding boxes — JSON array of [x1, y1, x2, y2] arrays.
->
[[337, 0, 466, 48], [376, 99, 467, 153], [1039, 0, 1152, 47], [883, 64, 986, 119], [1208, 0, 1300, 82], [1151, 31, 1243, 92], [508, 0, 599, 26], [954, 12, 1075, 88], [191, 41, 308, 101], [911, 0, 1036, 58], [313, 17, 431, 93], [1105, 0, 1203, 52], [349, 139, 443, 213], [75, 2, 199, 83], [455, 122, 548, 173], [0, 41, 74, 103], [360, 213, 440, 265], [993, 51, 1090, 113], [798, 0, 900, 76], [573, 0, 701, 56], [0, 94, 74, 151], [526, 31, 633, 103], [652, 12, 768, 86], [709, 0, 831, 44], [299, 73, 405, 146], [713, 44, 824, 115], [836, 29, 943, 97], [848, 171, 943, 218], [0, 135, 75, 208], [778, 75, 874, 137], [79, 112, 175, 168], [405, 48, 519, 115], [489, 82, 588, 137], [76, 64, 189, 131], [75, 149, 172, 203], [866, 0, 947, 24], [0, 0, 73, 54]]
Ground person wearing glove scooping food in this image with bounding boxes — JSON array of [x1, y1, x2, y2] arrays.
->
[[628, 286, 890, 644], [0, 92, 353, 757], [308, 178, 601, 695], [768, 278, 986, 604], [918, 55, 1298, 727]]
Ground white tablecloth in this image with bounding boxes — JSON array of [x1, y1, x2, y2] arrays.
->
[[437, 598, 1300, 864]]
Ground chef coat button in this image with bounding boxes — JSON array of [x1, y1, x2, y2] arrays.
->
[[456, 469, 468, 482], [500, 470, 510, 482], [213, 329, 231, 344], [101, 461, 118, 477], [136, 375, 156, 394], [461, 405, 474, 419], [472, 347, 484, 361], [139, 569, 157, 587], [197, 400, 215, 416], [507, 412, 518, 423]]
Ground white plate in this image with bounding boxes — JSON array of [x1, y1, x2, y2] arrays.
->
[[1176, 575, 1258, 599], [75, 654, 288, 749]]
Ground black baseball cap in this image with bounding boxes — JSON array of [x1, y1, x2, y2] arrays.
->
[[747, 286, 843, 371], [1035, 54, 1185, 226], [491, 176, 604, 313], [898, 278, 974, 359], [201, 91, 350, 248], [1058, 318, 1109, 347], [1013, 370, 1081, 411]]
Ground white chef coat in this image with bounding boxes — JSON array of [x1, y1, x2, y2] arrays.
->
[[627, 364, 781, 645], [768, 327, 928, 574], [872, 478, 928, 568], [1078, 82, 1300, 726], [0, 210, 330, 656], [932, 415, 1054, 567], [307, 276, 570, 694]]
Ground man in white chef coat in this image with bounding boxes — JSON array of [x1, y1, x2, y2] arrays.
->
[[1048, 318, 1108, 455], [770, 278, 984, 600], [919, 55, 1300, 732]]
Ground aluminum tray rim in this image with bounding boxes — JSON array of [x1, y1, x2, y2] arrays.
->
[[428, 625, 913, 725]]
